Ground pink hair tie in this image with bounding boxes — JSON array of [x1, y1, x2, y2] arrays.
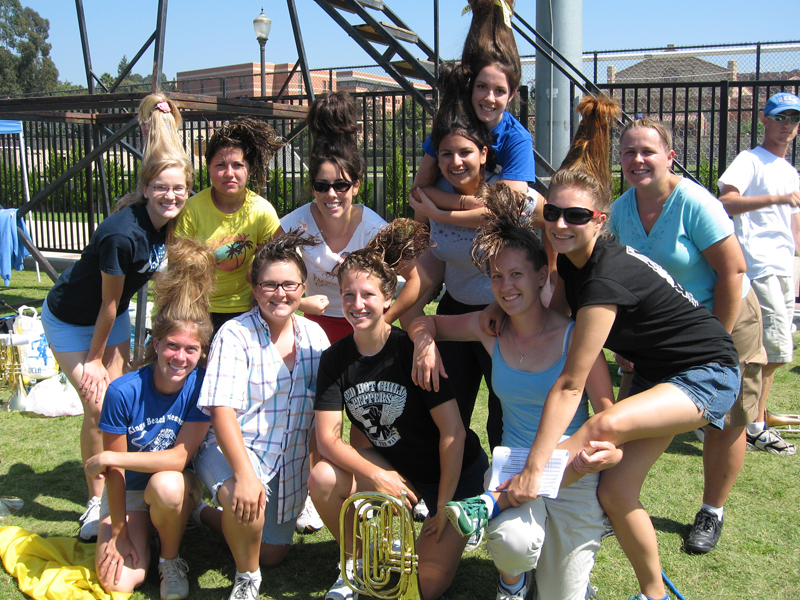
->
[[156, 100, 171, 113]]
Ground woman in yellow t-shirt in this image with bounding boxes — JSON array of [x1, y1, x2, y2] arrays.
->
[[175, 118, 285, 332]]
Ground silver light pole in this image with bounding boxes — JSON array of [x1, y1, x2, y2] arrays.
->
[[253, 8, 272, 98]]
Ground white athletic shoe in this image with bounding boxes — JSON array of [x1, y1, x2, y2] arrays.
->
[[78, 496, 101, 542], [158, 557, 189, 600], [326, 559, 358, 600], [229, 574, 260, 600], [296, 495, 324, 533]]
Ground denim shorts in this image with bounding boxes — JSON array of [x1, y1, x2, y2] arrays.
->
[[630, 362, 740, 430], [193, 441, 296, 545], [41, 299, 131, 353], [411, 449, 489, 517]]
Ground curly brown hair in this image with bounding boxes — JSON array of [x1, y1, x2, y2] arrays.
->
[[471, 183, 547, 275], [337, 219, 430, 299], [205, 117, 285, 192]]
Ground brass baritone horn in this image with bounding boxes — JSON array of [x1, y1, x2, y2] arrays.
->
[[1, 334, 29, 412], [340, 490, 421, 600]]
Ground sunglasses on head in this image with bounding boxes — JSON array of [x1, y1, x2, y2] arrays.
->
[[766, 113, 800, 124], [313, 180, 354, 194], [542, 204, 603, 225]]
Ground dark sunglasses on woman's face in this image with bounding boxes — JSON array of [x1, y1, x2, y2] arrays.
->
[[542, 204, 603, 225], [313, 180, 354, 194]]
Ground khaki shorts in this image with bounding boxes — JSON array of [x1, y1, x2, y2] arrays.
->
[[99, 470, 202, 519], [727, 288, 768, 427], [751, 274, 795, 364]]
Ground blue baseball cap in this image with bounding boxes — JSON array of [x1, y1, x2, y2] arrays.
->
[[764, 92, 800, 116]]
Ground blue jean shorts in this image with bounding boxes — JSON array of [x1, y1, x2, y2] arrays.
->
[[630, 362, 740, 430], [411, 449, 489, 517], [41, 299, 131, 353], [193, 441, 296, 546]]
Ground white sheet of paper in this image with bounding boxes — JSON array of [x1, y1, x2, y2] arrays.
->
[[488, 446, 570, 499]]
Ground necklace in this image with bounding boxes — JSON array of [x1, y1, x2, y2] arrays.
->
[[509, 310, 550, 365]]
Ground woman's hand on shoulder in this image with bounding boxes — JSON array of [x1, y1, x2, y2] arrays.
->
[[80, 359, 111, 404], [411, 335, 447, 392], [478, 301, 505, 338]]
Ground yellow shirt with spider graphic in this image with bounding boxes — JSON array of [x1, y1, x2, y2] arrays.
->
[[175, 187, 280, 313]]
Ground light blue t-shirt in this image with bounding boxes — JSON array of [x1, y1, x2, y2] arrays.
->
[[100, 365, 209, 491], [492, 321, 589, 449], [609, 178, 748, 311]]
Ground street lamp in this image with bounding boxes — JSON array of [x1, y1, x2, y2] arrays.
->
[[253, 8, 272, 98]]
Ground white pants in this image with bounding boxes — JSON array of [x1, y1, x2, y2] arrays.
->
[[486, 473, 605, 600]]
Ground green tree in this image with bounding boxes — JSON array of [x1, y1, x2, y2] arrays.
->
[[0, 0, 58, 95]]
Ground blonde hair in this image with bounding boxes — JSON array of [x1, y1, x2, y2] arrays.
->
[[137, 92, 185, 165], [139, 237, 215, 368], [619, 117, 674, 153]]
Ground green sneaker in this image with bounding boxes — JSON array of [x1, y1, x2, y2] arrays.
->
[[444, 497, 489, 537]]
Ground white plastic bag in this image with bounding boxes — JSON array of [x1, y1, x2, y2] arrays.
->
[[13, 305, 59, 380], [23, 374, 83, 417]]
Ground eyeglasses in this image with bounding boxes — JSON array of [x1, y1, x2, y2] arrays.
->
[[313, 180, 354, 194], [148, 184, 188, 196], [256, 280, 304, 292], [542, 204, 603, 225], [766, 113, 800, 124]]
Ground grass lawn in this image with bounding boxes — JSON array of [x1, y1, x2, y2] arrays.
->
[[2, 270, 800, 599]]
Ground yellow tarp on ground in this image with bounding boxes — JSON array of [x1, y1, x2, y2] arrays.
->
[[0, 526, 130, 600]]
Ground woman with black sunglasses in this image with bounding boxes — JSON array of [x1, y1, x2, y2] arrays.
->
[[281, 91, 428, 344], [477, 95, 740, 600]]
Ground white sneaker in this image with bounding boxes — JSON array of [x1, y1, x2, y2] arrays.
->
[[78, 496, 101, 542], [296, 495, 324, 533], [188, 499, 211, 530], [464, 526, 484, 552], [326, 560, 358, 600], [229, 574, 260, 600], [412, 498, 429, 522], [158, 557, 189, 600], [496, 571, 530, 600]]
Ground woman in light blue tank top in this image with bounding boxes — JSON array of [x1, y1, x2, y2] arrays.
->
[[408, 187, 618, 600]]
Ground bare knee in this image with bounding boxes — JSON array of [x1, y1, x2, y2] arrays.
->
[[308, 460, 342, 501], [146, 471, 188, 512], [585, 410, 625, 443], [597, 474, 639, 516]]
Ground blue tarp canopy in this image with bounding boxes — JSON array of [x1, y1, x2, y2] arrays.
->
[[0, 121, 23, 135]]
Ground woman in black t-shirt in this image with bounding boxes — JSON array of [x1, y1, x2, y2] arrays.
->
[[482, 95, 739, 600], [310, 220, 488, 600], [41, 98, 192, 542]]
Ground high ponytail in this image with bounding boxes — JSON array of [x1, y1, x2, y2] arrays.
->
[[461, 0, 521, 92]]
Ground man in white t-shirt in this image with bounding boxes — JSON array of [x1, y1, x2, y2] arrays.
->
[[718, 92, 800, 456]]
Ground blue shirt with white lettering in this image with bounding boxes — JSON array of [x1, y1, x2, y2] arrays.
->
[[99, 365, 209, 490]]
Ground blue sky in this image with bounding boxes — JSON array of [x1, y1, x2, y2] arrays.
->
[[24, 0, 800, 85]]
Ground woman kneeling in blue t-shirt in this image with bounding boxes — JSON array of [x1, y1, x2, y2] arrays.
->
[[85, 239, 215, 600]]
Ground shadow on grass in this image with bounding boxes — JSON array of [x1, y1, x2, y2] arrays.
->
[[0, 459, 87, 523], [662, 433, 703, 457]]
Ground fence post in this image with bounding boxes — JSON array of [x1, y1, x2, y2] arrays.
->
[[718, 79, 729, 183], [755, 43, 761, 81], [593, 51, 598, 84], [222, 77, 227, 98]]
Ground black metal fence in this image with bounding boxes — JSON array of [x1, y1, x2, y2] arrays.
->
[[2, 78, 799, 254], [0, 90, 434, 253]]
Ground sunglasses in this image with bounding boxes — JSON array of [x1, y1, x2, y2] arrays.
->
[[312, 180, 354, 194], [543, 204, 603, 225], [766, 113, 800, 124], [257, 280, 303, 292]]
